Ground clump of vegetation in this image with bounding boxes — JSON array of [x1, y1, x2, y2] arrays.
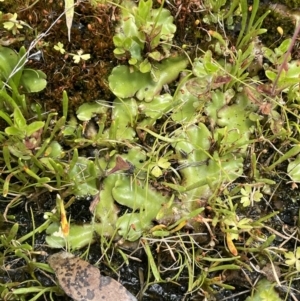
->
[[1, 0, 300, 300]]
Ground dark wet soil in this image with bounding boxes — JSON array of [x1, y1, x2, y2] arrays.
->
[[1, 178, 300, 301]]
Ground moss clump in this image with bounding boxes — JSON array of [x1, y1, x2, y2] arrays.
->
[[272, 0, 300, 9], [254, 4, 295, 49]]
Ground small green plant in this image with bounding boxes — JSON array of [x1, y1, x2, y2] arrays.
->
[[245, 279, 282, 301], [240, 184, 263, 207], [0, 46, 47, 115], [262, 38, 300, 98], [53, 42, 91, 64], [285, 247, 300, 275], [0, 90, 103, 198], [2, 13, 24, 35], [113, 0, 176, 72]]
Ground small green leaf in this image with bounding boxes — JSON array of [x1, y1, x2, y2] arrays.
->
[[284, 251, 296, 266], [265, 70, 276, 81], [72, 50, 91, 63], [54, 42, 65, 54], [157, 157, 171, 169], [114, 48, 126, 55], [21, 69, 47, 92], [3, 13, 23, 35], [0, 47, 19, 79], [14, 107, 26, 128], [241, 196, 250, 207], [139, 59, 151, 73], [26, 121, 44, 136], [44, 141, 64, 158], [151, 165, 162, 177], [287, 155, 300, 182], [129, 57, 138, 65], [76, 102, 108, 121], [148, 51, 163, 61], [253, 190, 263, 202]]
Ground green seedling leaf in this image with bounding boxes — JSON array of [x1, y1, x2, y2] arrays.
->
[[68, 157, 99, 196], [262, 46, 276, 64], [151, 8, 176, 41], [8, 143, 32, 159], [37, 177, 52, 185], [93, 176, 120, 237], [54, 42, 66, 54], [46, 222, 95, 249], [76, 101, 108, 121], [3, 145, 12, 170], [14, 107, 26, 128], [245, 278, 282, 301], [21, 69, 47, 92], [72, 50, 91, 63], [109, 56, 188, 101], [149, 157, 170, 178], [129, 57, 138, 65], [3, 173, 13, 197], [240, 186, 251, 207], [240, 185, 263, 207], [275, 38, 291, 57], [152, 230, 170, 237], [0, 46, 19, 79], [137, 56, 188, 101], [43, 157, 63, 173], [157, 157, 171, 169], [107, 98, 137, 141], [113, 36, 124, 47], [117, 213, 146, 241], [26, 121, 44, 136], [23, 165, 41, 181], [148, 50, 163, 61], [109, 65, 151, 99], [0, 110, 13, 126], [265, 70, 276, 81], [288, 155, 300, 182], [112, 175, 167, 213], [44, 141, 64, 158], [139, 93, 172, 119], [139, 59, 151, 73], [62, 90, 69, 119], [136, 0, 152, 25], [269, 145, 300, 171], [285, 247, 300, 271], [3, 13, 23, 35], [151, 165, 162, 177], [5, 126, 25, 137], [6, 223, 19, 244], [142, 239, 162, 282]]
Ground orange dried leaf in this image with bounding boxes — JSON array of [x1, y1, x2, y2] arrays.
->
[[226, 232, 238, 256], [58, 195, 69, 237]]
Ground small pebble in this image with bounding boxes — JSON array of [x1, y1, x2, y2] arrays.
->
[[48, 251, 137, 301]]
